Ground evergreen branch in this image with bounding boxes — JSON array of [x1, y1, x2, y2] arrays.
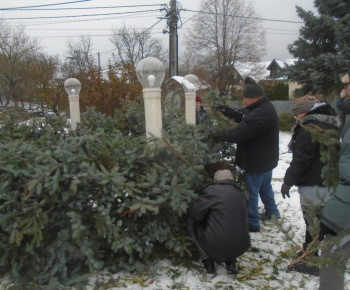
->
[[73, 139, 100, 163], [25, 161, 70, 199], [162, 137, 191, 167], [289, 233, 320, 266]]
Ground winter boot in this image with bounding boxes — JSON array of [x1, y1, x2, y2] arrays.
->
[[202, 258, 215, 274], [288, 262, 320, 277], [225, 259, 238, 274]]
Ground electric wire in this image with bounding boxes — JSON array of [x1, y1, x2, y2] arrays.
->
[[185, 9, 303, 24], [0, 0, 93, 10], [2, 9, 162, 21], [0, 4, 166, 11]]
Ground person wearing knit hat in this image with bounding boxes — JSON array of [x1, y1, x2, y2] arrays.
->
[[210, 76, 280, 232], [243, 76, 265, 99], [195, 95, 209, 125], [281, 95, 341, 276], [291, 95, 319, 121]]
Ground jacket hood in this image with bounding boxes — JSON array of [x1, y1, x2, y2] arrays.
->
[[293, 103, 341, 131], [299, 113, 342, 131]]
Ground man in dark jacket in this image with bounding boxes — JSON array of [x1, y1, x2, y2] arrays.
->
[[210, 77, 280, 232], [188, 170, 250, 274], [281, 95, 341, 276]]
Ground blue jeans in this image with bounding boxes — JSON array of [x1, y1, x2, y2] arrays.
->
[[245, 170, 279, 229]]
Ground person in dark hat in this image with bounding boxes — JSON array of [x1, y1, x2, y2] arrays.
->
[[281, 95, 341, 276], [210, 76, 280, 233], [187, 170, 250, 274], [195, 95, 209, 125]]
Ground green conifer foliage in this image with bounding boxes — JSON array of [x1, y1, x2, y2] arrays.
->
[[302, 124, 341, 190], [0, 104, 237, 287], [285, 0, 350, 95]]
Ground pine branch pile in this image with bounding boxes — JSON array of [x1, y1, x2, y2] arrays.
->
[[0, 104, 237, 288]]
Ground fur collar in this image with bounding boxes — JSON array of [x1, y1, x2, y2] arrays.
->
[[299, 114, 342, 130]]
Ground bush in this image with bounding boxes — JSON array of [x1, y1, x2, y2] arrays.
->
[[279, 112, 295, 132]]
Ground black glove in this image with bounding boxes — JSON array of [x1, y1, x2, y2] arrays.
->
[[209, 130, 219, 141], [281, 183, 291, 199], [213, 104, 227, 113]]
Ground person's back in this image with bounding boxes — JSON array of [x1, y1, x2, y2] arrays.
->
[[234, 96, 279, 174], [189, 179, 250, 262], [187, 169, 250, 274]]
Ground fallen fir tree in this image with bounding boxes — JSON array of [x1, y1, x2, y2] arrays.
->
[[0, 102, 240, 288]]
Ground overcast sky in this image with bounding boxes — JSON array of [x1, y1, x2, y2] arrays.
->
[[0, 0, 317, 70]]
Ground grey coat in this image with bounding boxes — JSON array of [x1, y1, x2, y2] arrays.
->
[[321, 119, 350, 233]]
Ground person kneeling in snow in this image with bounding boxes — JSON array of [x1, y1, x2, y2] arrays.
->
[[187, 170, 250, 274]]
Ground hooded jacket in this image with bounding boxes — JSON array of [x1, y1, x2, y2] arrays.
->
[[215, 96, 279, 174], [188, 179, 250, 262], [283, 103, 341, 187]]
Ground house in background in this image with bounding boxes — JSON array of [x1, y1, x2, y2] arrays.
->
[[263, 58, 301, 99], [160, 58, 300, 113]]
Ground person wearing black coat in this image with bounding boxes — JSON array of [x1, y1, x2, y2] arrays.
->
[[187, 170, 250, 274], [281, 95, 341, 276], [210, 76, 280, 232]]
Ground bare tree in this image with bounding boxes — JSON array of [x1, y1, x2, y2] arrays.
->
[[110, 25, 167, 68], [65, 35, 96, 77], [184, 0, 266, 96], [0, 23, 41, 107], [31, 53, 66, 113]]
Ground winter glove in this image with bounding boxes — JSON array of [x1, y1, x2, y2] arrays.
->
[[209, 130, 219, 141], [281, 183, 291, 199], [213, 104, 228, 113]]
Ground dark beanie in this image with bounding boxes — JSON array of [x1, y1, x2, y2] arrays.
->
[[196, 95, 202, 103], [243, 76, 264, 98], [291, 95, 319, 116]]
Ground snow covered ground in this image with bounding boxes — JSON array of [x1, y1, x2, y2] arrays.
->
[[1, 132, 349, 289], [80, 131, 349, 290]]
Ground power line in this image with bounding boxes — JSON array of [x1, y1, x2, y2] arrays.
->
[[1, 4, 166, 11], [9, 12, 162, 26], [0, 0, 93, 10], [180, 0, 217, 28], [185, 9, 303, 24], [2, 9, 162, 21]]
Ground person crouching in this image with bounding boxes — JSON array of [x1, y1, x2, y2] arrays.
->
[[187, 170, 250, 274]]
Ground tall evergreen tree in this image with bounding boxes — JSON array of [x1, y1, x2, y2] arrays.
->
[[285, 0, 350, 97]]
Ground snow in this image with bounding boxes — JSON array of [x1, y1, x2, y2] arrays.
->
[[1, 131, 349, 289], [80, 131, 349, 290]]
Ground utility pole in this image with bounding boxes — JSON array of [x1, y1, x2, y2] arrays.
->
[[168, 0, 178, 78], [98, 52, 101, 71]]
